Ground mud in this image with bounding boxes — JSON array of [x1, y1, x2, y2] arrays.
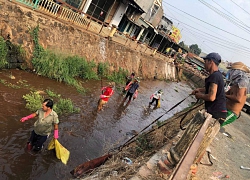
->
[[0, 69, 196, 179]]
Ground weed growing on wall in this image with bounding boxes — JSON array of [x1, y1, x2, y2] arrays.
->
[[30, 26, 101, 92], [0, 37, 8, 69], [97, 62, 109, 78], [30, 26, 129, 90], [23, 90, 80, 115], [107, 67, 128, 85]]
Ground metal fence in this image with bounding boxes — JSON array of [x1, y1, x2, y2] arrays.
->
[[12, 0, 172, 62]]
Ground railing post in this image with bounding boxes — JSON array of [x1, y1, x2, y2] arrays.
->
[[33, 0, 40, 9], [99, 23, 104, 34]]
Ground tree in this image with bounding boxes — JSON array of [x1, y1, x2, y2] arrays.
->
[[178, 41, 190, 52], [189, 44, 201, 55], [179, 41, 185, 48]]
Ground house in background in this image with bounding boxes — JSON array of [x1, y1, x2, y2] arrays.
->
[[153, 16, 173, 53], [134, 0, 164, 45], [61, 0, 181, 54], [80, 0, 144, 29]]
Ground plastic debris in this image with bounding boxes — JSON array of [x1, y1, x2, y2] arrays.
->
[[112, 171, 118, 176], [122, 157, 133, 165]]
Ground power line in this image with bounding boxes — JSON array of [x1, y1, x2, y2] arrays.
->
[[163, 1, 250, 43], [164, 7, 250, 56], [229, 0, 250, 17], [163, 5, 250, 52], [211, 0, 250, 29], [182, 28, 250, 57], [166, 15, 250, 52], [198, 0, 250, 33]]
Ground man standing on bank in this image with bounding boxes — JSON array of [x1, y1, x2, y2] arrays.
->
[[222, 62, 250, 126], [20, 99, 59, 151], [192, 52, 227, 123]]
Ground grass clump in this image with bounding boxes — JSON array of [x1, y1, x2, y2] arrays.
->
[[107, 67, 128, 85], [31, 25, 99, 93], [97, 62, 109, 77], [31, 25, 130, 91], [54, 98, 80, 115], [22, 90, 80, 115], [23, 91, 44, 112], [135, 135, 153, 155]]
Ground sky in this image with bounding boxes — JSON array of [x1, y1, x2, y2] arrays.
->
[[162, 0, 250, 67]]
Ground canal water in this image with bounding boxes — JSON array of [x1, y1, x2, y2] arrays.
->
[[0, 69, 196, 180]]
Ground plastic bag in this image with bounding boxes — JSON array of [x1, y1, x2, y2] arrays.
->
[[48, 139, 70, 165], [157, 100, 161, 108], [133, 91, 138, 100], [150, 94, 154, 99], [125, 82, 132, 91]]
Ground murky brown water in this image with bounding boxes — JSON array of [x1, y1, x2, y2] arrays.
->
[[0, 69, 196, 180]]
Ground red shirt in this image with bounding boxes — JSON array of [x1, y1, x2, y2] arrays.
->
[[101, 87, 114, 101]]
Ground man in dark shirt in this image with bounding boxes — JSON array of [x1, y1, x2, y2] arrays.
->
[[192, 52, 227, 124], [122, 77, 140, 106]]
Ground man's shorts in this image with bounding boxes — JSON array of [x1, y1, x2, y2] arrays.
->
[[221, 110, 238, 126]]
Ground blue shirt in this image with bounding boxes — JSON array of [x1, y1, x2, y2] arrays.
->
[[128, 82, 139, 94]]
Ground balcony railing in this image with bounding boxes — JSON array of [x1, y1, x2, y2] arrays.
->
[[11, 0, 175, 64]]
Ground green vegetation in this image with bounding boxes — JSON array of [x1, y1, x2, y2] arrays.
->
[[107, 67, 128, 85], [189, 44, 201, 55], [54, 98, 80, 115], [136, 135, 153, 155], [23, 91, 44, 112], [23, 90, 80, 115], [0, 36, 26, 69], [31, 26, 128, 92], [97, 62, 109, 77], [0, 78, 21, 89], [0, 37, 8, 69]]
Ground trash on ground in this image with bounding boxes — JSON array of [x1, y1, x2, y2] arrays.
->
[[240, 165, 250, 170], [122, 157, 133, 165]]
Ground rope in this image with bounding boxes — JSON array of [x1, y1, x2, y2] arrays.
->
[[119, 95, 191, 149]]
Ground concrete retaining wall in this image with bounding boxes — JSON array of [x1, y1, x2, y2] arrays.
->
[[0, 0, 176, 80]]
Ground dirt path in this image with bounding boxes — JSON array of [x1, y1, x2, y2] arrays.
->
[[196, 111, 250, 180]]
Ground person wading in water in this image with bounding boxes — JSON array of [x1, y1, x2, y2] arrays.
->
[[20, 99, 59, 151], [97, 82, 115, 111], [122, 77, 140, 106]]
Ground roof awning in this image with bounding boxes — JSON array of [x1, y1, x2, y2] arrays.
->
[[142, 19, 158, 34], [127, 0, 145, 13], [135, 18, 149, 28], [158, 31, 172, 41]]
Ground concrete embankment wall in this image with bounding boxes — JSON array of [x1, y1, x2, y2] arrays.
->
[[0, 0, 175, 80], [184, 70, 205, 88]]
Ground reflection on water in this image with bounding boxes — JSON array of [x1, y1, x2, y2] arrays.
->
[[0, 69, 196, 179]]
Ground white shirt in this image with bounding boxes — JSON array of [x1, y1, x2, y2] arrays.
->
[[153, 91, 162, 99]]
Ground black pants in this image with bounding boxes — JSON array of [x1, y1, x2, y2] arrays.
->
[[125, 91, 134, 101], [29, 130, 48, 151], [149, 98, 159, 106]]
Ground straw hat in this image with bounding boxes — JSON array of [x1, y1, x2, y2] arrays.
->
[[227, 62, 250, 73]]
